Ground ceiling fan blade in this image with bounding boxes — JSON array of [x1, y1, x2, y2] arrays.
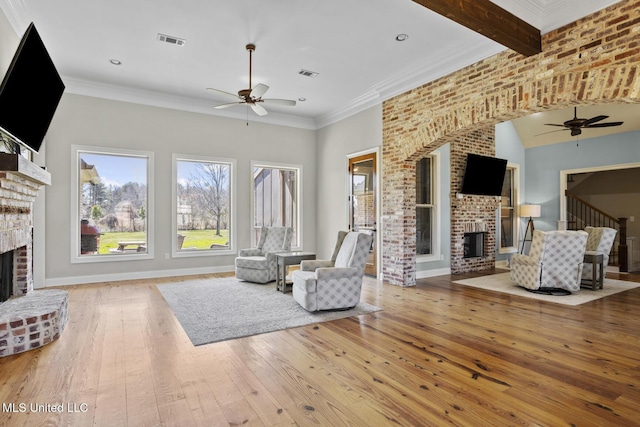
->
[[261, 98, 296, 106], [206, 87, 241, 100], [583, 115, 609, 125], [214, 102, 244, 110], [585, 121, 624, 128], [250, 103, 268, 116], [251, 83, 269, 99], [544, 123, 567, 127], [535, 129, 570, 136]]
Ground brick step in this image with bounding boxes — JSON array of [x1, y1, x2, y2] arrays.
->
[[0, 289, 69, 357]]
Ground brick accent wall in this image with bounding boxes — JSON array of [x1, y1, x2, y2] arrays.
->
[[382, 0, 640, 286], [450, 129, 498, 273]]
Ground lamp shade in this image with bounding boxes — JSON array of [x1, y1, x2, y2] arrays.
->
[[520, 204, 541, 218]]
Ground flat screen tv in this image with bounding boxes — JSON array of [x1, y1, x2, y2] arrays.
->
[[460, 153, 508, 196], [0, 22, 65, 153]]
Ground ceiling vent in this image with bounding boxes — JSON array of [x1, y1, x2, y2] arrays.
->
[[157, 33, 185, 46], [298, 69, 319, 78]]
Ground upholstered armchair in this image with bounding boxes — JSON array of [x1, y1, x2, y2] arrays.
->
[[292, 231, 372, 311], [582, 226, 617, 281], [235, 227, 293, 283], [510, 230, 588, 293]]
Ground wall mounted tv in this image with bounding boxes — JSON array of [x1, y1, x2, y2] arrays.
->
[[0, 22, 65, 154], [460, 153, 508, 196]]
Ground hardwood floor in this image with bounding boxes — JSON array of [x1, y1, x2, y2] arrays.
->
[[1, 270, 639, 426]]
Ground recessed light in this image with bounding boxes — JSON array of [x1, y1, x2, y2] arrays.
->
[[109, 59, 122, 65], [298, 97, 306, 102], [395, 34, 409, 42]]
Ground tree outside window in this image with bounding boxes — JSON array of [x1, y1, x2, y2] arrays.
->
[[175, 157, 233, 252]]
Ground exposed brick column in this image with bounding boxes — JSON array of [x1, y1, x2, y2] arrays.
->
[[382, 0, 640, 286]]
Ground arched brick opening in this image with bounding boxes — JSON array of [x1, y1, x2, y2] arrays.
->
[[382, 0, 640, 286]]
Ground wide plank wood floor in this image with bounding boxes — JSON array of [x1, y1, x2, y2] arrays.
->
[[1, 270, 639, 426]]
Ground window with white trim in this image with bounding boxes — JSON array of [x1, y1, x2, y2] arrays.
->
[[499, 165, 518, 253], [416, 153, 440, 260], [173, 155, 235, 256], [252, 162, 301, 248], [72, 146, 153, 262]]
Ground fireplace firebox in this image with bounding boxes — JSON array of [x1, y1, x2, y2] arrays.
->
[[0, 250, 12, 303], [463, 232, 485, 258]]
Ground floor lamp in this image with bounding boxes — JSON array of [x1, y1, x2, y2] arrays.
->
[[520, 204, 541, 254]]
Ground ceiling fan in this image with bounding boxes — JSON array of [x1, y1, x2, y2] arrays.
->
[[206, 44, 296, 116], [542, 107, 623, 136]]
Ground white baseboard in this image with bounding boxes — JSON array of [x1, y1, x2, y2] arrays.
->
[[42, 265, 235, 287], [416, 267, 451, 279], [495, 260, 510, 269]]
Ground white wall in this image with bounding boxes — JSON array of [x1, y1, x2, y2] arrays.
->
[[44, 94, 317, 285], [0, 10, 18, 74], [315, 105, 382, 261]]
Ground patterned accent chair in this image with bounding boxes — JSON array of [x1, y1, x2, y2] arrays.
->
[[235, 227, 293, 283], [510, 230, 589, 292], [582, 226, 617, 281], [292, 231, 372, 312]]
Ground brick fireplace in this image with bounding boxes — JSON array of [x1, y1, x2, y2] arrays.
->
[[0, 153, 69, 357]]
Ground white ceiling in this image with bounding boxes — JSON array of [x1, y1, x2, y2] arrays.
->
[[1, 0, 631, 141]]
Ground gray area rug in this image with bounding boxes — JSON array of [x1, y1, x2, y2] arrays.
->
[[157, 276, 382, 346], [453, 272, 640, 306]]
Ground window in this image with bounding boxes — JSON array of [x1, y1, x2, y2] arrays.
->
[[416, 153, 440, 260], [72, 146, 153, 263], [252, 162, 301, 248], [173, 155, 235, 257], [499, 165, 518, 253]]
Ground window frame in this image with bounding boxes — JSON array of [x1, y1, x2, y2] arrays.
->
[[416, 151, 441, 263], [70, 145, 154, 264], [499, 163, 520, 254], [250, 160, 302, 250], [171, 153, 237, 258]]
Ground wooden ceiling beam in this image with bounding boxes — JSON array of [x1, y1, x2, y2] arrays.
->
[[411, 0, 542, 57]]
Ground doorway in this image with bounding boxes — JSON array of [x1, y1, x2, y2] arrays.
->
[[348, 152, 377, 276]]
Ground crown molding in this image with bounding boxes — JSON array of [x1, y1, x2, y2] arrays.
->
[[315, 40, 507, 129], [0, 0, 29, 34], [540, 0, 622, 32], [63, 77, 317, 130], [315, 91, 381, 130]]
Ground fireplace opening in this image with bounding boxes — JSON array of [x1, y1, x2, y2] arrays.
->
[[0, 250, 13, 303], [464, 232, 485, 258]]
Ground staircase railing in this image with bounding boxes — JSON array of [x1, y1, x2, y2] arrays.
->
[[565, 190, 628, 272]]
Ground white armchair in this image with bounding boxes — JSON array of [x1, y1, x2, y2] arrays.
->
[[292, 231, 372, 311], [582, 226, 617, 281], [235, 227, 293, 283], [510, 230, 588, 293]]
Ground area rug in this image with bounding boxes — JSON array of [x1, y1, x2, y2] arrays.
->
[[157, 277, 381, 346], [452, 272, 640, 306]]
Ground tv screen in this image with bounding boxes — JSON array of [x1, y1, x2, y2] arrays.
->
[[460, 153, 508, 196], [0, 22, 65, 153]]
